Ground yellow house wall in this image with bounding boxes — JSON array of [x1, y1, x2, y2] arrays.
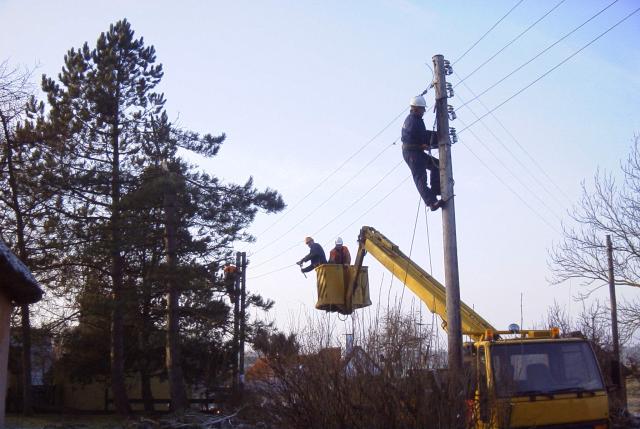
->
[[62, 375, 172, 411]]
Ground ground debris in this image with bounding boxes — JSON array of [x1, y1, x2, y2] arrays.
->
[[42, 425, 90, 429], [124, 410, 264, 429]]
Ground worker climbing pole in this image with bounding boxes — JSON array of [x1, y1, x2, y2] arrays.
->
[[433, 54, 464, 425]]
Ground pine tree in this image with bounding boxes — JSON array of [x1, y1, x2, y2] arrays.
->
[[40, 19, 165, 415], [40, 20, 285, 413]]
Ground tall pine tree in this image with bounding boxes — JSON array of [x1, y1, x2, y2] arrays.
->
[[40, 20, 164, 414], [41, 20, 286, 413]]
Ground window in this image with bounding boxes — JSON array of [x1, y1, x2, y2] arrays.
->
[[490, 341, 604, 397]]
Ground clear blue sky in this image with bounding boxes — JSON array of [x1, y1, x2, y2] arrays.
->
[[2, 0, 639, 340]]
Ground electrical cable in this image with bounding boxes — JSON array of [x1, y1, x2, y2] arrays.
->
[[458, 4, 640, 134], [250, 108, 408, 240], [455, 0, 567, 88], [247, 263, 297, 280], [245, 76, 435, 256], [249, 160, 406, 271], [456, 0, 621, 112], [453, 0, 526, 65], [249, 174, 412, 279], [424, 205, 433, 274], [457, 116, 562, 234], [399, 197, 422, 308], [311, 160, 405, 238], [333, 174, 412, 239], [249, 139, 398, 257], [453, 71, 574, 203], [454, 90, 566, 221]]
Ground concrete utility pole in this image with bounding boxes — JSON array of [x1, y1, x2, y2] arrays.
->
[[607, 235, 627, 410], [433, 54, 463, 380]]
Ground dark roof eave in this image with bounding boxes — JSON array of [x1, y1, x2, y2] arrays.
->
[[0, 241, 44, 305]]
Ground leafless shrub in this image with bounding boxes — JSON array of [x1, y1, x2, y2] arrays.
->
[[245, 307, 471, 429], [548, 137, 640, 341]]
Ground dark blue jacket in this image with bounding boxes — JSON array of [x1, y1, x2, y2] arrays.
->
[[301, 242, 327, 273], [401, 113, 437, 149]]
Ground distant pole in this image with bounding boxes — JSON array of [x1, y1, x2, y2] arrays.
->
[[520, 293, 523, 329], [607, 235, 626, 410], [238, 252, 247, 395], [433, 54, 463, 406], [231, 252, 241, 396]]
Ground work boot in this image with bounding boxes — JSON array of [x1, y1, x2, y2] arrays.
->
[[429, 199, 445, 211]]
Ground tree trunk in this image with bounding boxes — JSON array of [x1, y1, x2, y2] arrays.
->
[[2, 113, 34, 415], [140, 270, 154, 413], [109, 121, 130, 415], [164, 172, 188, 411]]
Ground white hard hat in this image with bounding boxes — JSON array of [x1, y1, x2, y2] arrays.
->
[[335, 237, 343, 246], [410, 95, 427, 107]]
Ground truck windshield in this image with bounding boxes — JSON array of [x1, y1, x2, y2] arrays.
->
[[490, 341, 604, 397]]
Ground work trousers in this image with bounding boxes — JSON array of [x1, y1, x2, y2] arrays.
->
[[402, 149, 440, 205]]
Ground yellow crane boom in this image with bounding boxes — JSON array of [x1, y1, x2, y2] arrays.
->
[[347, 226, 494, 340]]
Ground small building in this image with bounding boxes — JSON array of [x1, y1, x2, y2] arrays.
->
[[0, 240, 43, 425]]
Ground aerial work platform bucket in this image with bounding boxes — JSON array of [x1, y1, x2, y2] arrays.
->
[[315, 264, 372, 314]]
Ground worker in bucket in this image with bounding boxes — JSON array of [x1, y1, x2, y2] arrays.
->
[[296, 236, 327, 273], [328, 237, 351, 265], [401, 95, 444, 211]]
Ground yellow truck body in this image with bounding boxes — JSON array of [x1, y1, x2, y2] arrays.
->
[[324, 226, 611, 428]]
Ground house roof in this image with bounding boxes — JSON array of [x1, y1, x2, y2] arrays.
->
[[0, 240, 43, 304]]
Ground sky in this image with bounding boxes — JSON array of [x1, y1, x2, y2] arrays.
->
[[1, 0, 639, 345]]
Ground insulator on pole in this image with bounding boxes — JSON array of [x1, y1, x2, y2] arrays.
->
[[443, 59, 453, 76], [449, 127, 458, 144], [447, 105, 457, 121], [446, 82, 454, 98]]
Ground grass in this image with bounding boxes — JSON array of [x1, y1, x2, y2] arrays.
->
[[5, 414, 127, 429]]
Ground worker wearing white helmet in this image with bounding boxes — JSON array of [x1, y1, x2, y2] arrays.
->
[[328, 237, 351, 265], [401, 95, 444, 211]]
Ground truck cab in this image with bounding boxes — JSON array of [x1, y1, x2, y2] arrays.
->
[[472, 335, 608, 428]]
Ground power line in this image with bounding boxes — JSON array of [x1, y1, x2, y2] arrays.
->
[[453, 0, 525, 65], [456, 0, 620, 112], [250, 160, 406, 271], [247, 263, 296, 280], [249, 139, 398, 257], [457, 122, 564, 222], [454, 82, 570, 209], [333, 175, 412, 239], [454, 71, 574, 205], [457, 120, 562, 234], [310, 160, 405, 238], [250, 175, 412, 280], [492, 111, 574, 202], [458, 5, 640, 134], [456, 115, 563, 227], [251, 107, 408, 239], [455, 0, 567, 88]]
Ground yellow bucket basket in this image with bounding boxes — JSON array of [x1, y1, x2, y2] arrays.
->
[[315, 264, 372, 314]]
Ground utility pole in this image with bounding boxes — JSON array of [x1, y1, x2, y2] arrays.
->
[[433, 54, 463, 404], [238, 252, 247, 396], [164, 167, 188, 411], [231, 251, 241, 397], [607, 235, 627, 411]]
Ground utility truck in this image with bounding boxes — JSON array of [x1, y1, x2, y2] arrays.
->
[[314, 226, 609, 429]]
